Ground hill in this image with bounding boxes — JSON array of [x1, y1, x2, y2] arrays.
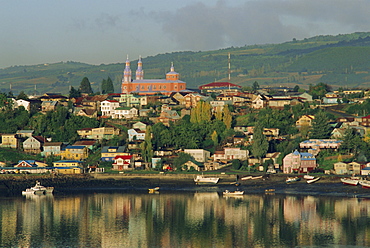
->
[[2, 31, 370, 95]]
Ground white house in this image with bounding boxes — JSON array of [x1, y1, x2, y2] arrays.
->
[[183, 149, 211, 163], [100, 100, 120, 117], [213, 148, 249, 161], [113, 107, 138, 119], [13, 99, 31, 111], [127, 129, 146, 141]]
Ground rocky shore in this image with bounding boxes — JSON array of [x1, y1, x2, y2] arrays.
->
[[1, 173, 369, 198]]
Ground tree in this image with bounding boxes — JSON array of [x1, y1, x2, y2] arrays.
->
[[69, 86, 81, 98], [17, 91, 29, 100], [222, 105, 232, 129], [252, 81, 260, 92], [231, 159, 241, 170], [309, 82, 331, 99], [173, 152, 193, 170], [140, 126, 153, 163], [309, 111, 332, 139], [101, 77, 114, 94], [211, 130, 218, 147], [251, 122, 268, 162], [79, 77, 93, 94], [340, 128, 364, 156]]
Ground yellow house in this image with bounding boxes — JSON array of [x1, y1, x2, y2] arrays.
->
[[0, 134, 19, 149], [77, 127, 120, 140], [53, 160, 83, 174], [296, 115, 315, 127], [60, 146, 89, 160]]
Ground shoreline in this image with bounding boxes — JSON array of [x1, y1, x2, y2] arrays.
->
[[1, 173, 370, 198]]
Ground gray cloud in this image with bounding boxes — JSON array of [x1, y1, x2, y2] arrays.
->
[[152, 0, 370, 51]]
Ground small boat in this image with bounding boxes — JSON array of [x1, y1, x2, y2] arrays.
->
[[148, 187, 160, 193], [22, 181, 54, 195], [303, 175, 315, 180], [307, 177, 320, 184], [340, 177, 360, 186], [241, 176, 252, 180], [251, 176, 263, 180], [223, 190, 244, 196], [359, 180, 370, 188], [194, 175, 219, 184], [286, 177, 300, 183]]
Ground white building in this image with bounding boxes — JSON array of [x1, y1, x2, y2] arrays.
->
[[183, 149, 211, 163], [113, 107, 138, 119], [100, 100, 120, 117]]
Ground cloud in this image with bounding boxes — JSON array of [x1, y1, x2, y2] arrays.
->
[[151, 0, 370, 51]]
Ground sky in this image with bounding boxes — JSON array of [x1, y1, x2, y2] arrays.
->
[[1, 0, 370, 69]]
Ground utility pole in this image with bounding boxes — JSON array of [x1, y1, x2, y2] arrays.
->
[[228, 53, 231, 81]]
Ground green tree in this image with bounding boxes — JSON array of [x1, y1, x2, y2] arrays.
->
[[211, 130, 218, 146], [251, 122, 268, 163], [222, 105, 232, 129], [101, 77, 114, 94], [309, 111, 332, 139], [79, 77, 93, 94], [252, 81, 260, 92], [140, 126, 154, 163], [340, 128, 364, 156], [69, 86, 81, 98], [173, 152, 193, 170], [17, 91, 29, 100], [309, 82, 331, 99]]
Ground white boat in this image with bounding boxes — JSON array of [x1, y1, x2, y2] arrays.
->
[[148, 187, 160, 193], [22, 181, 54, 195], [340, 177, 360, 186], [359, 180, 370, 189], [223, 190, 244, 196], [286, 177, 300, 183], [307, 177, 320, 184], [194, 175, 219, 184], [303, 175, 315, 180], [241, 176, 252, 180]]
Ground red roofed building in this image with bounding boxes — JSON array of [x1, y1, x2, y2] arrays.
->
[[112, 155, 133, 171], [360, 115, 370, 127], [199, 82, 242, 94]]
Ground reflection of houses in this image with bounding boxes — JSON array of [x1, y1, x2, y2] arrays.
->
[[283, 150, 316, 173], [183, 149, 211, 163], [112, 155, 133, 171], [101, 146, 128, 161]]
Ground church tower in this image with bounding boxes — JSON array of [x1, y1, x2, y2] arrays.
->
[[166, 62, 180, 81], [136, 56, 144, 80], [123, 55, 132, 83]]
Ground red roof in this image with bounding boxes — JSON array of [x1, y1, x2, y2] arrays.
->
[[114, 155, 132, 159], [199, 82, 241, 90]]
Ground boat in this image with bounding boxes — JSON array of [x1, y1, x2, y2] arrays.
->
[[303, 175, 315, 180], [307, 177, 320, 184], [223, 190, 244, 196], [148, 187, 160, 193], [22, 181, 54, 195], [359, 180, 370, 189], [340, 177, 360, 186], [194, 175, 219, 184], [286, 177, 300, 183], [251, 176, 263, 180], [241, 176, 252, 180]]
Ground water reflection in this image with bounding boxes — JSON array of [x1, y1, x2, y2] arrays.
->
[[0, 192, 369, 247]]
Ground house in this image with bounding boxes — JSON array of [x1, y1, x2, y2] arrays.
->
[[23, 136, 46, 154], [213, 148, 249, 161], [157, 109, 181, 126], [128, 129, 146, 141], [360, 115, 370, 127], [184, 93, 211, 108], [283, 150, 316, 173], [43, 142, 64, 157], [322, 92, 340, 104], [300, 139, 342, 150], [13, 160, 50, 173], [60, 146, 89, 160], [101, 146, 129, 161], [251, 94, 268, 109], [53, 160, 83, 174], [296, 115, 315, 128], [13, 99, 30, 111], [0, 134, 19, 149], [73, 140, 97, 150], [334, 162, 348, 175], [100, 100, 120, 117], [75, 108, 98, 118], [112, 155, 133, 171], [41, 101, 58, 112], [183, 159, 203, 171], [198, 82, 242, 94], [348, 162, 362, 175], [183, 149, 211, 163], [113, 107, 138, 119], [77, 127, 120, 140], [132, 121, 148, 131], [16, 130, 34, 138]]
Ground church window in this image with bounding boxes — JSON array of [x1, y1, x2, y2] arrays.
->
[[153, 85, 156, 89], [163, 86, 166, 89]]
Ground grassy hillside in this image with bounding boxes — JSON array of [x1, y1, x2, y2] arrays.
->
[[2, 31, 370, 95]]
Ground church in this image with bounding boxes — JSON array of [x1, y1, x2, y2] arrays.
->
[[121, 56, 187, 95]]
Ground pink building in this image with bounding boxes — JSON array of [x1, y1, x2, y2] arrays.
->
[[283, 150, 316, 173]]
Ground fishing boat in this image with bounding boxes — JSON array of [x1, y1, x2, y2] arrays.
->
[[194, 175, 219, 184], [303, 175, 315, 180], [223, 190, 244, 196], [307, 177, 320, 184], [359, 180, 370, 189], [22, 181, 54, 195], [286, 177, 301, 183], [340, 177, 360, 186]]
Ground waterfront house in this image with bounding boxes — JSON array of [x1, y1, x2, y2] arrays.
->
[[183, 159, 203, 171], [101, 146, 129, 161], [183, 149, 211, 163], [60, 146, 89, 160], [333, 162, 348, 175], [53, 160, 83, 174], [212, 148, 249, 162], [282, 150, 316, 173], [112, 155, 133, 171]]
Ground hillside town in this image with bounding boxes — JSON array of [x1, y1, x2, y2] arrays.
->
[[1, 58, 370, 177]]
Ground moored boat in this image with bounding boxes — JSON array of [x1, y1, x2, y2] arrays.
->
[[286, 177, 300, 183], [22, 181, 54, 195], [223, 190, 244, 196], [340, 177, 360, 186], [307, 177, 320, 184], [303, 175, 315, 180], [241, 176, 252, 180], [194, 175, 219, 184], [359, 180, 370, 189]]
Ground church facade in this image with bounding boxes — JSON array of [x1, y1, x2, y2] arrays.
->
[[121, 57, 187, 95]]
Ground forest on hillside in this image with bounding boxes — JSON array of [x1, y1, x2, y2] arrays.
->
[[2, 32, 370, 95]]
